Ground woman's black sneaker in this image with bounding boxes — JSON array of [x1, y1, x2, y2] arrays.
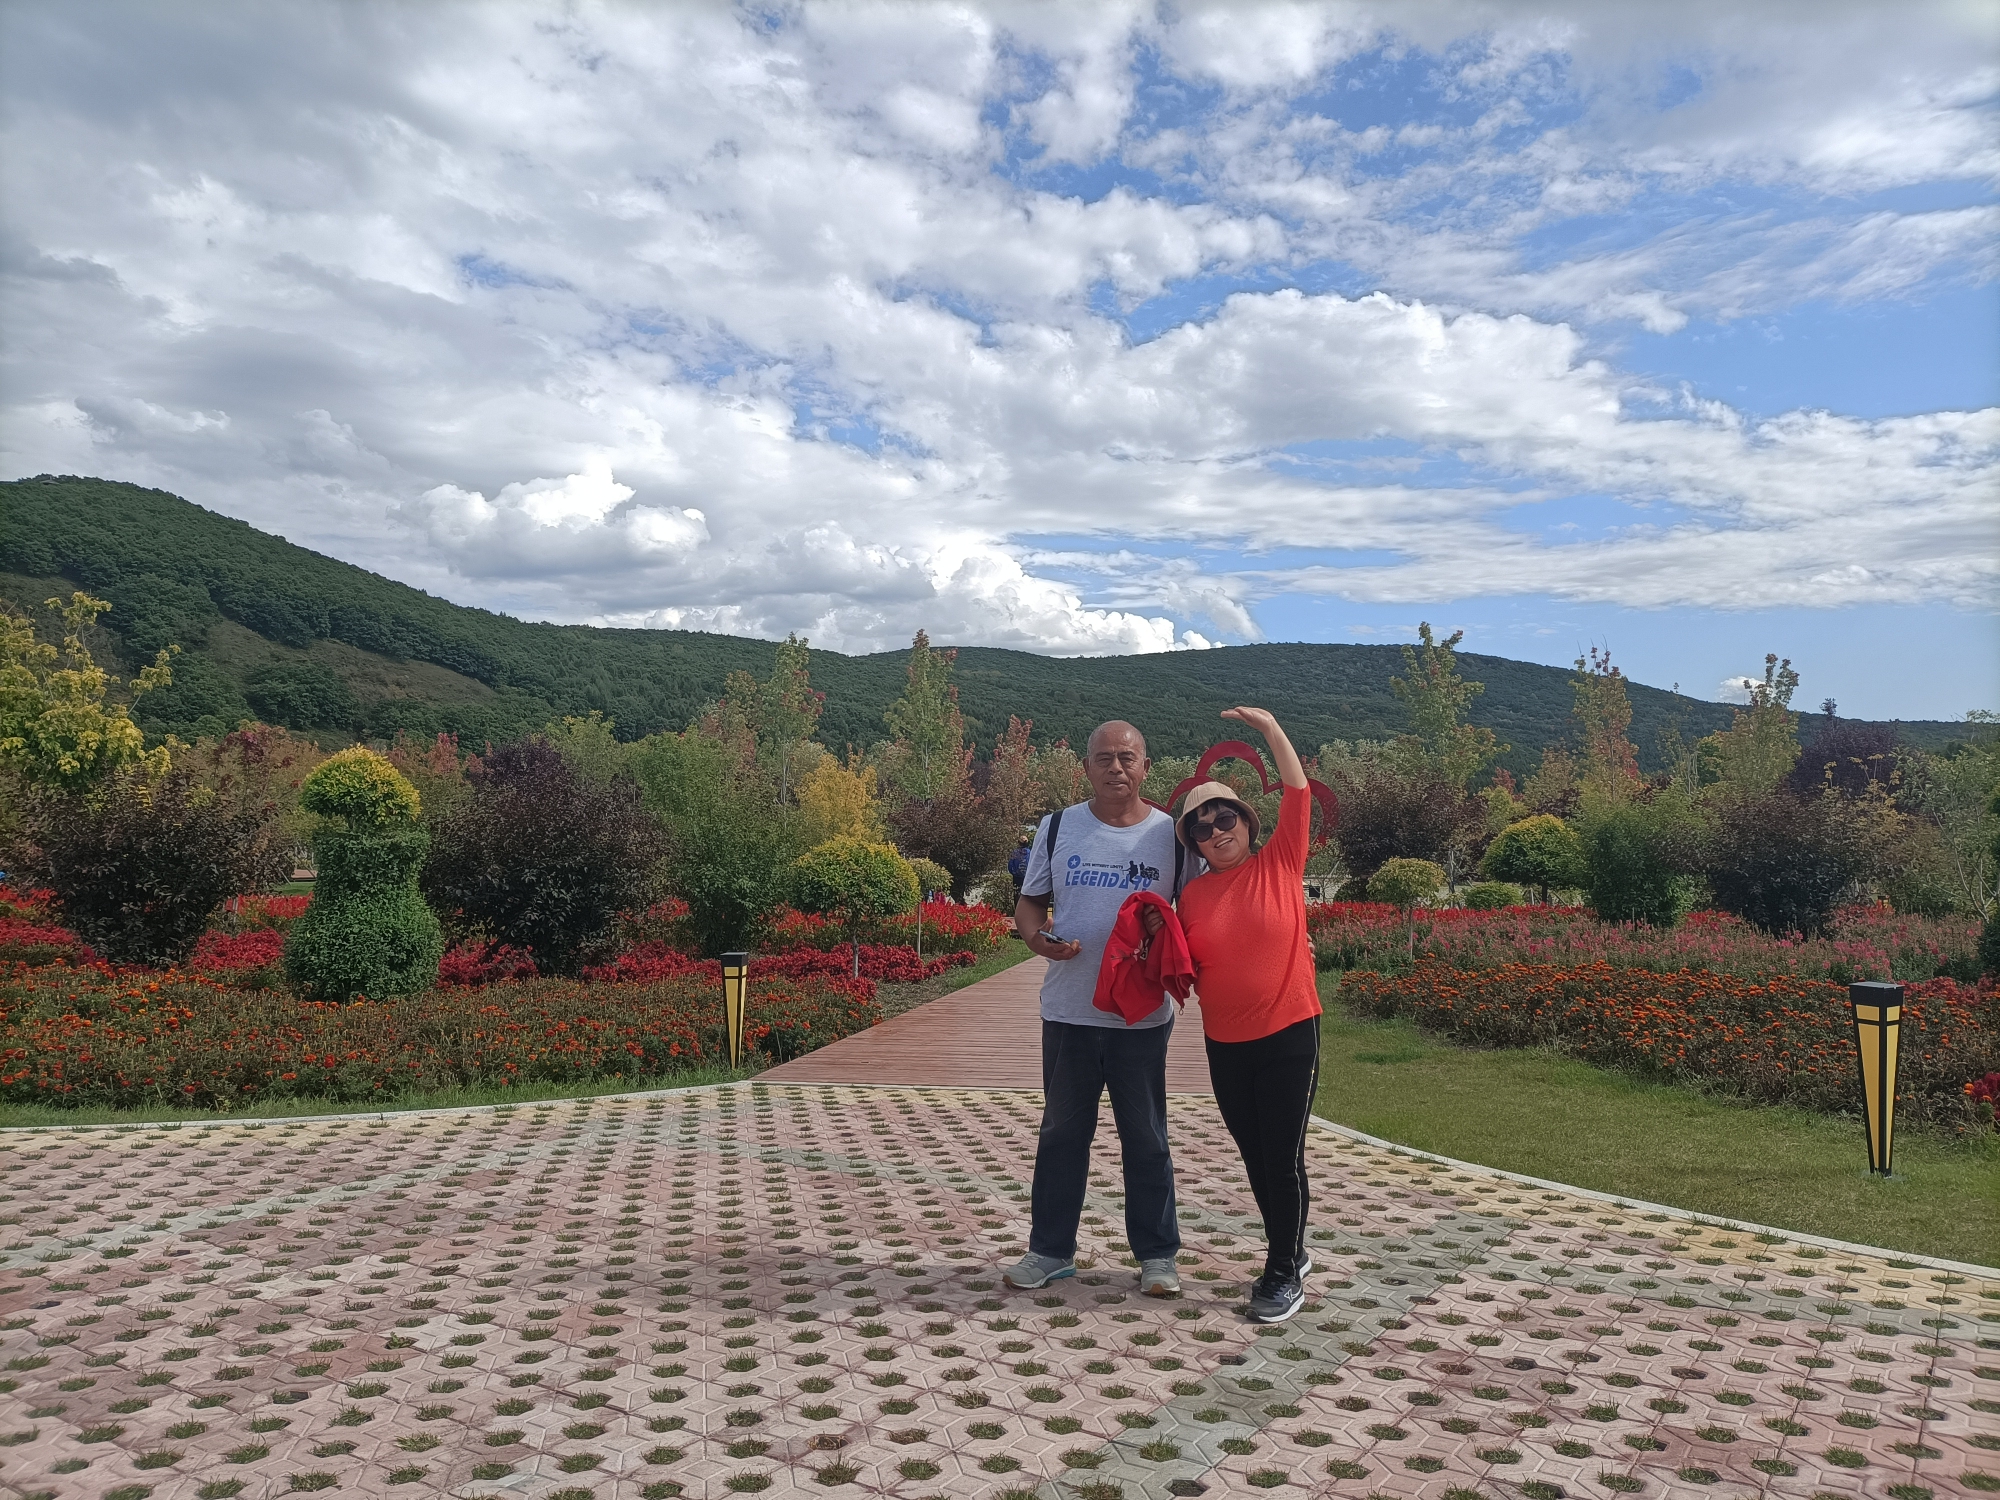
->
[[1248, 1272, 1305, 1324]]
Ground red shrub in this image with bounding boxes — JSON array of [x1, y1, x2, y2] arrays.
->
[[187, 928, 287, 988], [437, 942, 540, 987]]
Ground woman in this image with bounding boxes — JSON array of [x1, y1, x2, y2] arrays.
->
[[1174, 705, 1321, 1324]]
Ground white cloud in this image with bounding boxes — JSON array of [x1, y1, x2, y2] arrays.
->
[[0, 0, 1992, 671]]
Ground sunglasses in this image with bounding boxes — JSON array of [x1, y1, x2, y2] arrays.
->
[[1187, 806, 1242, 842]]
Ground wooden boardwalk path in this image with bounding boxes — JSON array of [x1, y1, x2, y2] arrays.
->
[[761, 954, 1215, 1091]]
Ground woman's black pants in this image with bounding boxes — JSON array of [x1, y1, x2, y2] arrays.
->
[[1204, 1015, 1321, 1279]]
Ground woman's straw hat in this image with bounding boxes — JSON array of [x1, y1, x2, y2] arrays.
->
[[1176, 781, 1261, 848]]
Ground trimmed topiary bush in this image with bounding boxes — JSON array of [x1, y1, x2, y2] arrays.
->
[[1460, 881, 1520, 911], [792, 837, 919, 977], [1370, 857, 1445, 957], [285, 748, 442, 1000], [1481, 814, 1584, 904]]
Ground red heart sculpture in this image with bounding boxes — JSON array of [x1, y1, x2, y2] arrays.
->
[[1151, 739, 1340, 850]]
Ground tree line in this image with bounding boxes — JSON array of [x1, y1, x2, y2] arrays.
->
[[4, 591, 1996, 978]]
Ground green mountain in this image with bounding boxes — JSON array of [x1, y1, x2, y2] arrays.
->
[[0, 474, 1969, 778]]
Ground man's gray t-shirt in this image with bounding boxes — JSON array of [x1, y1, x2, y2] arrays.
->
[[1020, 801, 1182, 1028]]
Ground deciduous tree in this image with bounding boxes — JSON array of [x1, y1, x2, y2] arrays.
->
[[1, 592, 173, 793], [1481, 814, 1585, 904], [423, 738, 663, 974], [1391, 622, 1503, 790]]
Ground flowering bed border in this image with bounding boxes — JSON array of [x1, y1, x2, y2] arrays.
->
[[0, 966, 879, 1111], [1340, 959, 1998, 1131]]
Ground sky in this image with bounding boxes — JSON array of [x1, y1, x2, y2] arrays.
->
[[2, 0, 1995, 719]]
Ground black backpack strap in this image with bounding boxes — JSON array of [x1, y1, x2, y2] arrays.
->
[[1172, 836, 1185, 904], [1044, 806, 1065, 870]]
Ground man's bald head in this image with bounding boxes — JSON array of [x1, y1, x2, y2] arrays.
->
[[1082, 720, 1151, 817], [1087, 720, 1147, 758]]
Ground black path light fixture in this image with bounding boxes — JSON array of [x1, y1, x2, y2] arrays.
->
[[1848, 980, 1903, 1176], [722, 951, 750, 1069]]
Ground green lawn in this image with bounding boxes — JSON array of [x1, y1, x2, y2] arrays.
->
[[1313, 978, 1999, 1267]]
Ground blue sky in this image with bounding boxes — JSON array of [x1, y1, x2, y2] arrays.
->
[[2, 1, 1994, 719]]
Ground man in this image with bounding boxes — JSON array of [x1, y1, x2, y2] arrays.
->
[[1006, 720, 1185, 1297]]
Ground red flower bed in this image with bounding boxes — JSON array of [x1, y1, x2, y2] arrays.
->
[[1340, 961, 1999, 1131], [219, 893, 311, 931], [886, 900, 1012, 954], [438, 942, 540, 987], [0, 964, 879, 1110], [186, 928, 288, 988], [1307, 901, 1979, 983], [758, 900, 1010, 956], [0, 915, 95, 967], [583, 942, 966, 986], [0, 884, 94, 966]]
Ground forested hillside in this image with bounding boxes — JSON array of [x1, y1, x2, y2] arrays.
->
[[0, 474, 1967, 776]]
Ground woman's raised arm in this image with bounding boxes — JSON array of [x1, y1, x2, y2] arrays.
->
[[1219, 706, 1307, 790]]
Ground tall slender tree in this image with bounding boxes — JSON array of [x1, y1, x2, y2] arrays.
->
[[882, 629, 964, 801], [1572, 647, 1642, 800], [1391, 622, 1503, 789]]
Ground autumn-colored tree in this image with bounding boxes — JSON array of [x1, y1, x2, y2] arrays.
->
[[1571, 648, 1642, 801], [983, 716, 1046, 835], [795, 755, 884, 847], [879, 632, 1012, 895]]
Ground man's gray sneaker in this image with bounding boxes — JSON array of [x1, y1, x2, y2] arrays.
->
[[1138, 1258, 1181, 1297], [1002, 1252, 1076, 1290]]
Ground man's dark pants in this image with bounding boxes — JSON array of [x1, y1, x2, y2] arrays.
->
[[1027, 1017, 1180, 1263]]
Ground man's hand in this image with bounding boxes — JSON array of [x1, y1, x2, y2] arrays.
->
[[1035, 928, 1084, 961], [1139, 905, 1165, 937]]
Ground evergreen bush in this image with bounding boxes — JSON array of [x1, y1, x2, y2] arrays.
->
[[1460, 881, 1521, 911], [286, 748, 442, 999], [1481, 814, 1584, 903], [1577, 797, 1701, 927]]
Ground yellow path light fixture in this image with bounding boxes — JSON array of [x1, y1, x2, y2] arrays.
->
[[722, 951, 750, 1070], [1848, 980, 1902, 1177]]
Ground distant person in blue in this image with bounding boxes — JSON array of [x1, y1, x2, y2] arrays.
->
[[1007, 833, 1032, 884], [1004, 720, 1187, 1299]]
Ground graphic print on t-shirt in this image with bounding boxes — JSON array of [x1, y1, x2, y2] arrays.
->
[[1062, 851, 1162, 892]]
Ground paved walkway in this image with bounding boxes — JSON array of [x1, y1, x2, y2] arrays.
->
[[2, 964, 1995, 1500], [762, 959, 1213, 1093]]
